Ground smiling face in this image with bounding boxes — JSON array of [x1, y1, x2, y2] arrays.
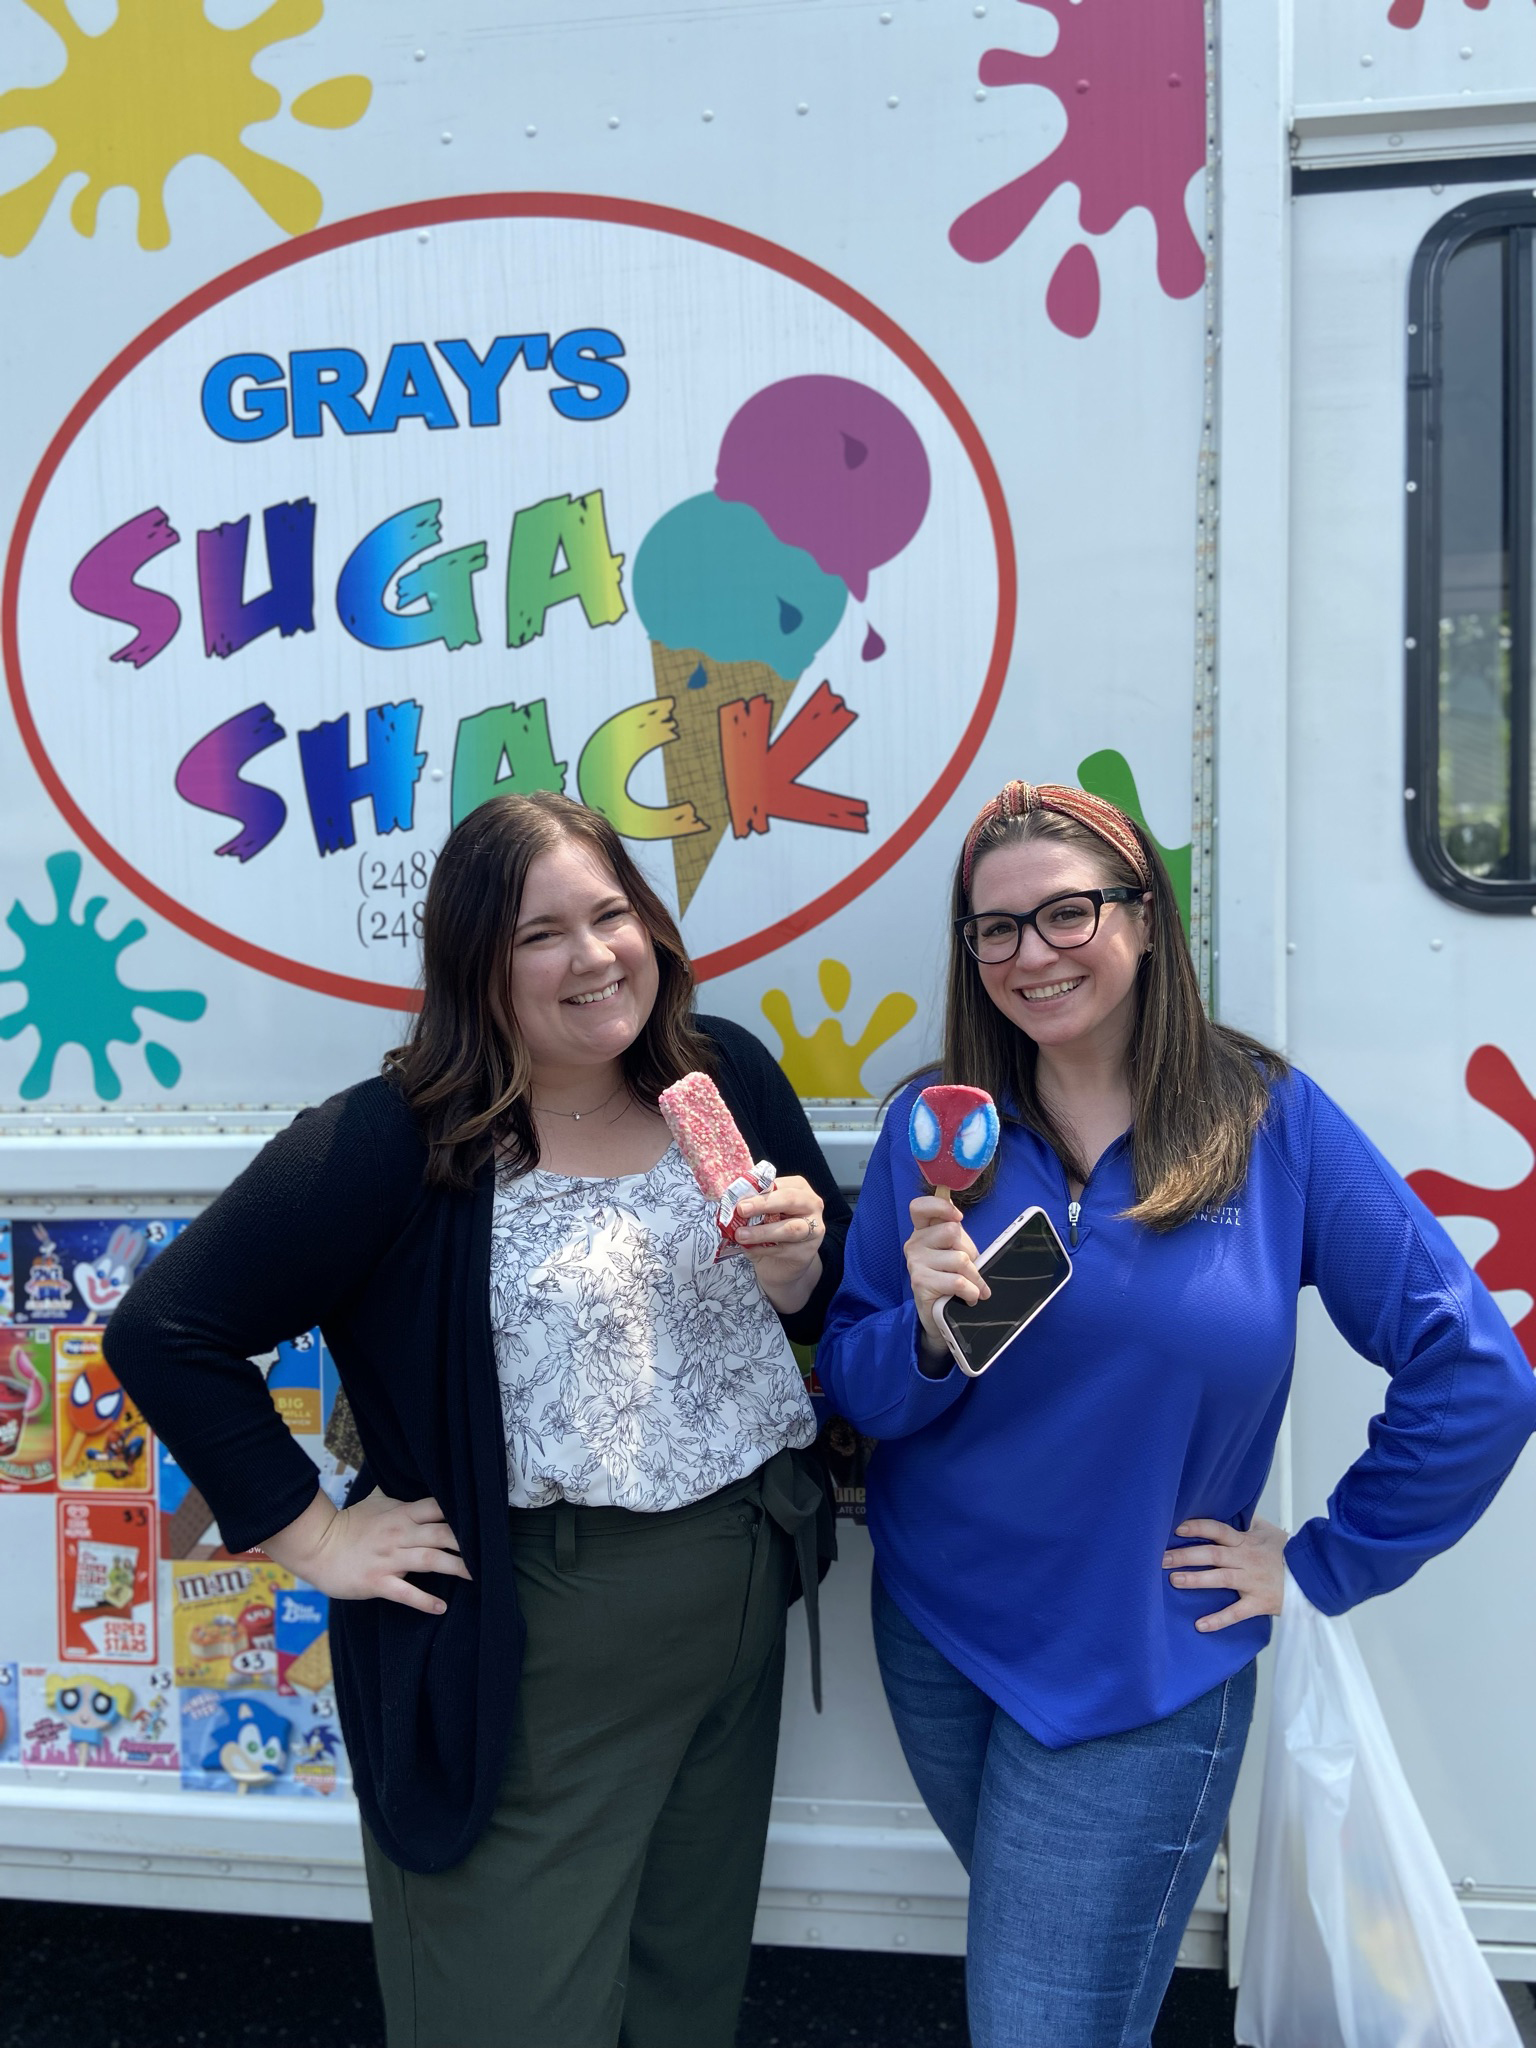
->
[[968, 838, 1150, 1061], [507, 836, 661, 1082]]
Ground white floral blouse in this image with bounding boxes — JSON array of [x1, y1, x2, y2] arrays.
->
[[489, 1144, 818, 1510]]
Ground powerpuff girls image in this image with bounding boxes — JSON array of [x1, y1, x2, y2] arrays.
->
[[36, 1673, 135, 1765]]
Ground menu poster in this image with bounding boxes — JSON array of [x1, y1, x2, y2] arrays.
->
[[57, 1498, 157, 1663]]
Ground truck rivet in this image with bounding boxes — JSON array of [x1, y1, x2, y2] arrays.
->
[[1430, 939, 1443, 951], [417, 231, 430, 244], [1388, 134, 1403, 148], [609, 115, 621, 129], [1460, 46, 1473, 58], [881, 8, 893, 19], [1431, 183, 1443, 194], [441, 131, 452, 145], [797, 102, 810, 115], [526, 125, 537, 138], [1286, 942, 1297, 955], [975, 88, 987, 101], [1405, 788, 1417, 800], [810, 1893, 822, 1906], [887, 94, 900, 108], [1406, 480, 1417, 493], [895, 1933, 909, 1945], [702, 109, 714, 121], [414, 48, 426, 62], [1360, 54, 1373, 66], [1405, 635, 1417, 649]]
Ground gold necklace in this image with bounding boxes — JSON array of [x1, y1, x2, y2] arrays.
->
[[531, 1078, 629, 1122]]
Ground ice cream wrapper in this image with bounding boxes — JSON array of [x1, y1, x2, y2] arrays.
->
[[713, 1161, 777, 1261]]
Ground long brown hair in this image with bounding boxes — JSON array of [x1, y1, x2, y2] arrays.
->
[[943, 805, 1286, 1228], [386, 792, 712, 1187]]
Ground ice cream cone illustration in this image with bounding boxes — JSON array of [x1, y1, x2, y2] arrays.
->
[[633, 379, 931, 912], [649, 644, 796, 912], [634, 491, 846, 912]]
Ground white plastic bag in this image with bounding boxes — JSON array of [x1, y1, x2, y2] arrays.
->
[[1235, 1571, 1519, 2048]]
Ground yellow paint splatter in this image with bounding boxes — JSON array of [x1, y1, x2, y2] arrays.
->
[[0, 0, 371, 257], [291, 73, 371, 129], [762, 959, 918, 1099]]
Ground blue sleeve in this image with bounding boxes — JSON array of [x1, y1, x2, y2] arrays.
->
[[1278, 1073, 1536, 1614], [814, 1093, 973, 1438]]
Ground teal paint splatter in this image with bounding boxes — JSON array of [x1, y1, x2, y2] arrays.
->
[[1076, 749, 1193, 936], [0, 853, 207, 1101], [144, 1042, 182, 1089]]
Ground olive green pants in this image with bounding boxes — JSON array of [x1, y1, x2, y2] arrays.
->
[[364, 1470, 793, 2048]]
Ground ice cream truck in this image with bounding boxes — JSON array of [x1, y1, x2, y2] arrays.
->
[[0, 0, 1533, 1991]]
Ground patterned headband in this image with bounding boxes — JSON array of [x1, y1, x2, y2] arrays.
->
[[960, 781, 1152, 895]]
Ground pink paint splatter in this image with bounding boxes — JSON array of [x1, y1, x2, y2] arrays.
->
[[861, 624, 886, 661], [1389, 0, 1493, 25], [950, 0, 1206, 338], [1046, 242, 1102, 337], [1407, 1045, 1536, 1366]]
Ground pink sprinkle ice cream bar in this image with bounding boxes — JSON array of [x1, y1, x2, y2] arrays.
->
[[658, 1072, 776, 1258]]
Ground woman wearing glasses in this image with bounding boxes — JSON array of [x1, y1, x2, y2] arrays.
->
[[817, 780, 1535, 2048]]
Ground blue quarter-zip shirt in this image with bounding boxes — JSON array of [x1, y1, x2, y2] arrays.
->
[[817, 1068, 1536, 1747]]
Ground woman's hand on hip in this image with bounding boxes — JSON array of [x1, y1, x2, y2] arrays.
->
[[905, 1194, 991, 1360], [262, 1487, 472, 1616], [734, 1174, 827, 1313], [1163, 1516, 1288, 1632]]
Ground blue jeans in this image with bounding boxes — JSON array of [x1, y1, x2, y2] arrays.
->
[[872, 1571, 1256, 2048]]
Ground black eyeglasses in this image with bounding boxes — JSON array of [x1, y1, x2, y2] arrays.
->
[[954, 887, 1145, 964]]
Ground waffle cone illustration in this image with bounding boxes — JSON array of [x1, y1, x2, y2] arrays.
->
[[650, 642, 795, 914]]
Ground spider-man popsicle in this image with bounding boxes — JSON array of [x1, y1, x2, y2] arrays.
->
[[909, 1085, 1001, 1203]]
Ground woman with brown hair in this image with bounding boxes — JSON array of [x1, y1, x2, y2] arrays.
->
[[817, 780, 1535, 2048], [105, 791, 848, 2048]]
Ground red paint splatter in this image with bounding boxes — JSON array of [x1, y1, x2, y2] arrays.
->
[[1389, 0, 1493, 25], [1407, 1045, 1536, 1366], [949, 0, 1206, 337], [1046, 242, 1101, 336]]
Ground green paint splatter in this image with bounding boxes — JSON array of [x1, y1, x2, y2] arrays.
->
[[1077, 748, 1192, 935], [0, 853, 207, 1101]]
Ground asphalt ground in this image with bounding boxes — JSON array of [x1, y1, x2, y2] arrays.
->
[[0, 1898, 1245, 2048]]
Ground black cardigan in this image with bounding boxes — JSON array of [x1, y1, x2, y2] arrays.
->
[[104, 1015, 850, 1873]]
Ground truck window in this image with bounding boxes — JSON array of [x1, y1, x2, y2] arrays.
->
[[1407, 196, 1536, 911]]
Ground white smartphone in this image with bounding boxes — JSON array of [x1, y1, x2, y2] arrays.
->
[[933, 1204, 1073, 1379]]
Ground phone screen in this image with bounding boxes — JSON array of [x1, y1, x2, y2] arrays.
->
[[939, 1209, 1072, 1376]]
